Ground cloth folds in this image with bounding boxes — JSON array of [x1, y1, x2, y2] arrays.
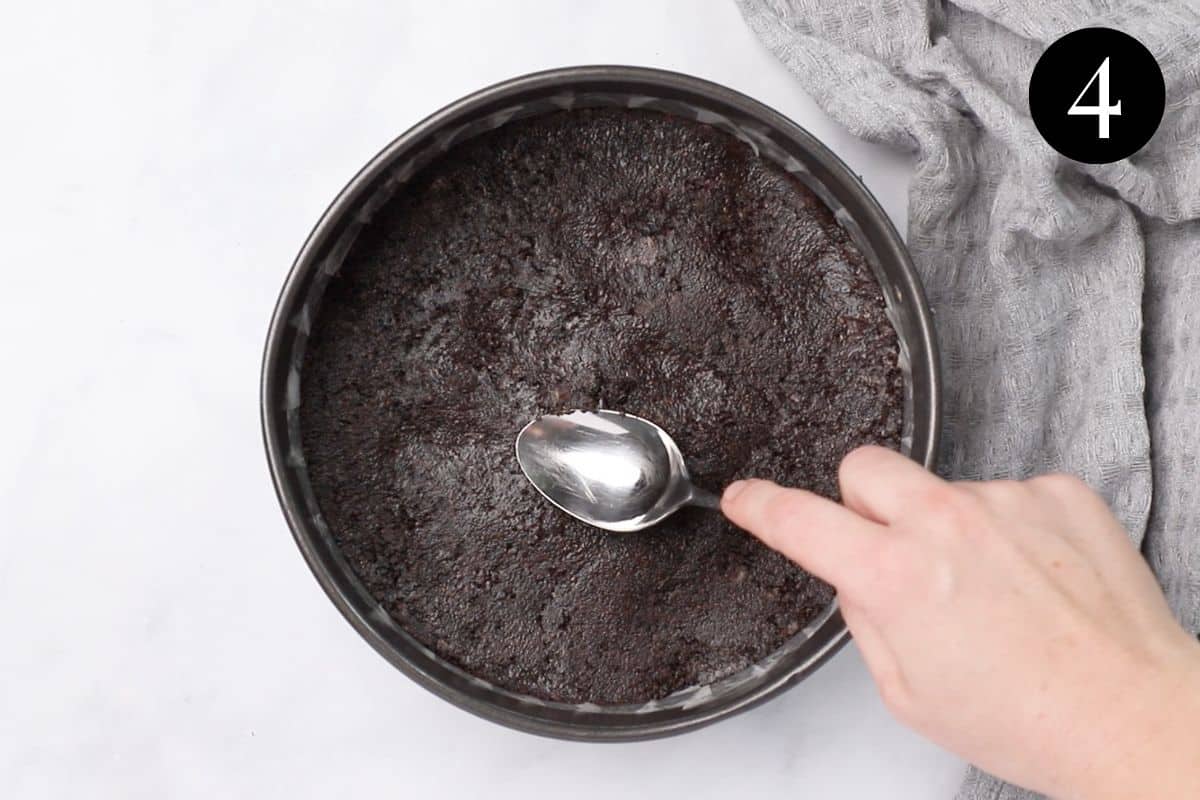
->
[[735, 1, 1200, 797]]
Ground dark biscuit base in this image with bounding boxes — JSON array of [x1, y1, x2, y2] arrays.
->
[[299, 109, 903, 705]]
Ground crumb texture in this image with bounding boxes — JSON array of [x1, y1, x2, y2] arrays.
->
[[299, 109, 902, 704]]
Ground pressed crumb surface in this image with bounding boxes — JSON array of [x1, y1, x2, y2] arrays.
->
[[299, 108, 903, 705]]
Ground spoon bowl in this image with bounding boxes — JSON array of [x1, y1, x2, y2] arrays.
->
[[515, 410, 720, 532]]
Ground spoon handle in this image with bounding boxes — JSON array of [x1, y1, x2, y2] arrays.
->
[[688, 486, 722, 510]]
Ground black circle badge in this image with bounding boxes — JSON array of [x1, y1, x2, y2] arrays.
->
[[1029, 27, 1165, 164]]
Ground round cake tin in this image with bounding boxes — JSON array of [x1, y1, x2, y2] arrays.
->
[[261, 65, 941, 741]]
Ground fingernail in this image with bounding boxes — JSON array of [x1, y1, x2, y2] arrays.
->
[[723, 480, 750, 504]]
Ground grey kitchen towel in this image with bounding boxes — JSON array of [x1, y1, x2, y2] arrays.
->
[[736, 0, 1200, 797]]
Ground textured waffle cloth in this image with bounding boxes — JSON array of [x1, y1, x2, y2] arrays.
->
[[736, 1, 1200, 797]]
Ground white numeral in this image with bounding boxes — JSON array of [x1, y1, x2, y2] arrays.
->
[[1068, 57, 1122, 139]]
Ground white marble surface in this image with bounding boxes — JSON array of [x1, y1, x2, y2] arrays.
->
[[0, 2, 966, 797]]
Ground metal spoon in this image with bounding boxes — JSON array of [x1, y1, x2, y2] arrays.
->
[[515, 409, 721, 533]]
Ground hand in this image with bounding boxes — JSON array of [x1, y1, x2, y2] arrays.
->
[[722, 446, 1200, 800]]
